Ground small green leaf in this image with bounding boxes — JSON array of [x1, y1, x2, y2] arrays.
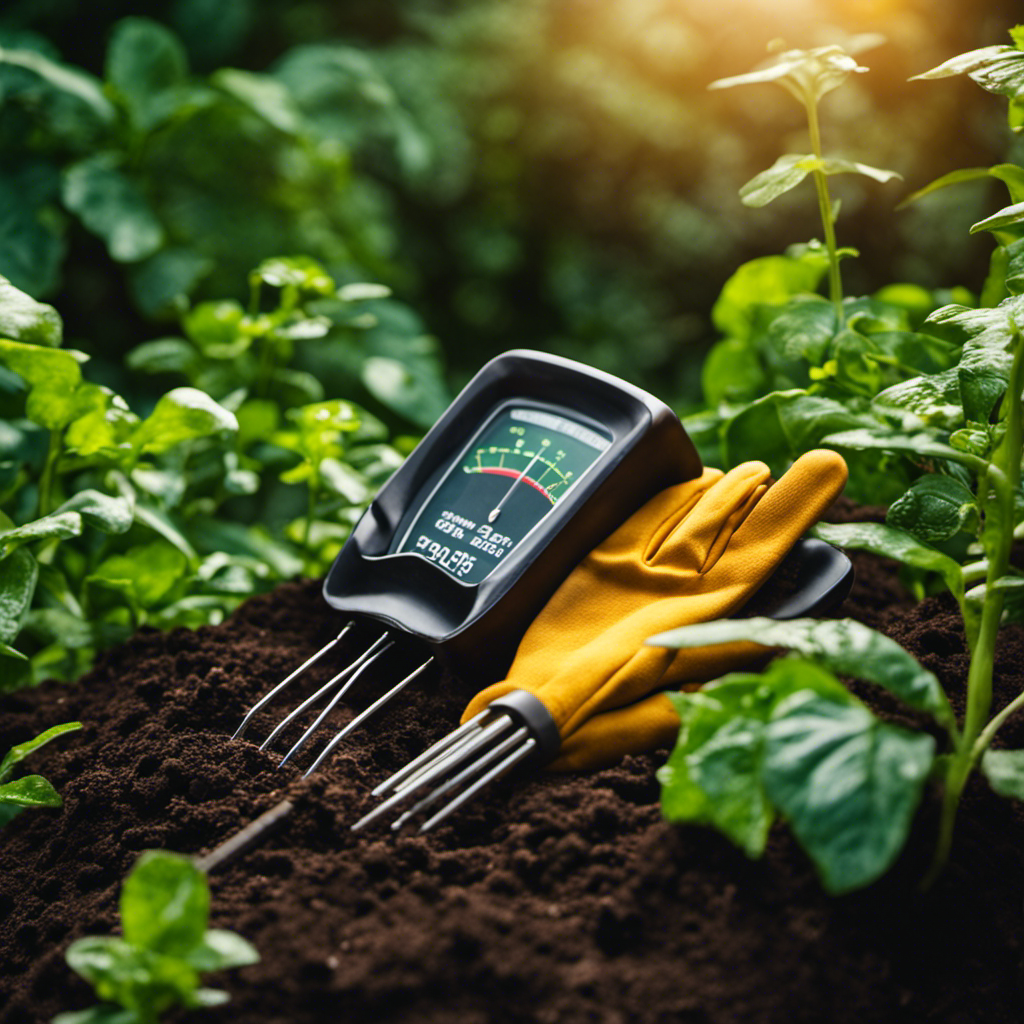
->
[[897, 166, 995, 208], [0, 547, 38, 646], [337, 282, 392, 302], [185, 930, 260, 971], [132, 388, 238, 454], [126, 338, 199, 377], [0, 774, 63, 808], [52, 1006, 137, 1024], [971, 200, 1024, 236], [0, 720, 81, 782], [811, 520, 966, 607], [911, 43, 1024, 101], [0, 336, 83, 431], [250, 256, 334, 295], [64, 385, 140, 457], [821, 157, 901, 184], [63, 155, 164, 264], [763, 691, 935, 893], [0, 274, 63, 347], [739, 154, 817, 208], [887, 475, 978, 543], [981, 749, 1024, 800], [121, 851, 209, 956], [183, 301, 249, 359]]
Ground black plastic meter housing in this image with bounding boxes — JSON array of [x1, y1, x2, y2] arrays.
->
[[323, 349, 702, 677]]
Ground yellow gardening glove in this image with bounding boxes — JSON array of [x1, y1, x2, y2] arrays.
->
[[462, 449, 848, 770]]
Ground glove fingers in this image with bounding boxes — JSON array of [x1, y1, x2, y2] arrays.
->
[[714, 449, 848, 578], [549, 692, 683, 771], [650, 461, 770, 572]]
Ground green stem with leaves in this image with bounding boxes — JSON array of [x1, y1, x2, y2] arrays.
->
[[37, 429, 62, 518], [805, 97, 845, 326], [928, 325, 1024, 882]]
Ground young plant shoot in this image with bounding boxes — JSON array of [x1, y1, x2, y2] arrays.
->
[[0, 721, 81, 828], [657, 33, 1024, 891]]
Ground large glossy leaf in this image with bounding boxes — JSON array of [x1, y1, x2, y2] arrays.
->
[[0, 511, 82, 558], [0, 47, 115, 125], [0, 274, 62, 347], [0, 547, 37, 648], [650, 616, 952, 726], [54, 490, 135, 535], [0, 774, 63, 808], [132, 388, 237, 454], [887, 475, 978, 544], [763, 691, 935, 892], [811, 521, 966, 608]]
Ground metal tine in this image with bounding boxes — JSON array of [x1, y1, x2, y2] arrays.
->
[[278, 635, 395, 768], [417, 735, 537, 834], [389, 726, 530, 832], [383, 713, 506, 798], [259, 632, 390, 752], [302, 656, 435, 779], [351, 713, 517, 833], [233, 621, 354, 739], [371, 707, 493, 798]]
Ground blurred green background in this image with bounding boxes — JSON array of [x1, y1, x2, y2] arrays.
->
[[2, 0, 1021, 414]]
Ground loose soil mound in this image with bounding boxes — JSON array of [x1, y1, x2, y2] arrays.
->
[[2, 542, 1024, 1024]]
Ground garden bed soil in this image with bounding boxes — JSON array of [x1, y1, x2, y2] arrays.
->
[[2, 512, 1024, 1023]]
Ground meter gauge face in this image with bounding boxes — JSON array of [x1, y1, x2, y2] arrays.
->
[[392, 404, 612, 584]]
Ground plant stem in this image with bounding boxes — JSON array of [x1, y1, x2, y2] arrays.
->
[[37, 429, 62, 518], [805, 97, 845, 327], [927, 326, 1024, 883]]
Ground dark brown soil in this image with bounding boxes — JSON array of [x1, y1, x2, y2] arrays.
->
[[2, 524, 1024, 1024]]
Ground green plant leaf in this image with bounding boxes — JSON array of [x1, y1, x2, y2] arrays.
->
[[763, 691, 935, 893], [0, 547, 38, 646], [106, 17, 189, 132], [132, 388, 237, 454], [701, 338, 768, 406], [811, 521, 966, 607], [121, 851, 209, 957], [62, 155, 165, 264], [912, 43, 1024, 101], [660, 659, 853, 856], [183, 300, 249, 359], [0, 511, 83, 558], [981, 749, 1024, 800], [87, 542, 189, 610], [250, 255, 335, 295], [212, 69, 302, 135], [764, 297, 839, 365], [739, 154, 818, 208], [129, 247, 214, 319], [0, 336, 83, 431], [0, 275, 63, 347], [126, 338, 200, 378], [649, 617, 952, 725], [185, 930, 260, 971], [0, 47, 116, 125], [822, 427, 979, 471], [0, 720, 80, 782], [52, 1006, 138, 1024], [54, 490, 135, 535], [0, 773, 63, 808], [887, 475, 978, 543], [971, 200, 1024, 236], [711, 252, 829, 340]]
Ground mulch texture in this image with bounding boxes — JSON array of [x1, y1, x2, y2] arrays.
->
[[2, 512, 1024, 1023]]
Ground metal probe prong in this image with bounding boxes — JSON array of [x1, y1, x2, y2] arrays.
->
[[233, 621, 354, 739], [259, 632, 391, 752], [302, 656, 435, 778], [278, 635, 394, 768], [371, 707, 492, 797], [390, 726, 530, 831], [418, 736, 537, 834]]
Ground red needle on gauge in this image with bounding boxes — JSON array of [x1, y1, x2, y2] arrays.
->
[[488, 448, 545, 523]]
